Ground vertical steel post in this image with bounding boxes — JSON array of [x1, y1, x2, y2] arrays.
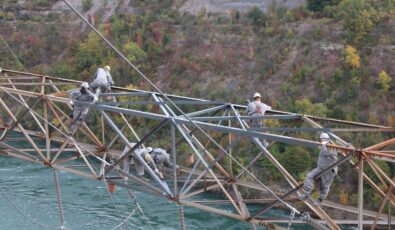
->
[[358, 156, 364, 229], [171, 122, 178, 197], [43, 100, 51, 160]]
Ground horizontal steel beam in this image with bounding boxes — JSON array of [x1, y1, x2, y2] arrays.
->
[[190, 115, 300, 121], [96, 100, 226, 106]]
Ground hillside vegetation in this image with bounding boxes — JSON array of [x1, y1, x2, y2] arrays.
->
[[0, 0, 394, 214]]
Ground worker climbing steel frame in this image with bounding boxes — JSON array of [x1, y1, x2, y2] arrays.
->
[[0, 68, 394, 229]]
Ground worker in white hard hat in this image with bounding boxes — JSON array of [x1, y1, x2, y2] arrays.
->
[[90, 65, 115, 101], [246, 92, 272, 127], [68, 82, 98, 135], [120, 144, 162, 180], [149, 147, 172, 169], [246, 92, 272, 147], [298, 133, 338, 205]]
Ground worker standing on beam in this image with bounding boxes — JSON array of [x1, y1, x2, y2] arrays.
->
[[298, 133, 338, 205], [246, 92, 272, 147], [68, 82, 97, 135], [90, 65, 115, 101], [246, 92, 272, 127]]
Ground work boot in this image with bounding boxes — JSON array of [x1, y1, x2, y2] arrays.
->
[[263, 140, 269, 148], [298, 193, 309, 201], [313, 198, 324, 206]]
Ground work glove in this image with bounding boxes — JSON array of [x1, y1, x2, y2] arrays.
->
[[321, 140, 328, 145], [69, 100, 74, 106], [154, 168, 159, 174], [93, 96, 99, 103]]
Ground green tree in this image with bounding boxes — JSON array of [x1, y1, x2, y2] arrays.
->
[[295, 98, 328, 117], [247, 6, 267, 26], [307, 0, 341, 12], [82, 0, 93, 12], [337, 0, 379, 42], [123, 41, 147, 69], [281, 146, 313, 180], [74, 31, 105, 77]]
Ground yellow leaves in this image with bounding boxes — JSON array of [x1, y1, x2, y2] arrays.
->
[[339, 189, 349, 205], [265, 119, 280, 127], [378, 70, 392, 92], [344, 45, 360, 69]]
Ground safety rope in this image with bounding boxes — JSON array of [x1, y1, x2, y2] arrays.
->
[[0, 184, 62, 229], [301, 212, 330, 230], [111, 208, 136, 230], [179, 205, 186, 230], [102, 175, 131, 230], [125, 188, 153, 230], [0, 34, 27, 72], [287, 208, 296, 230], [53, 169, 66, 229]]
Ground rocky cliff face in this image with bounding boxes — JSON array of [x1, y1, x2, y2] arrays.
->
[[179, 0, 306, 14]]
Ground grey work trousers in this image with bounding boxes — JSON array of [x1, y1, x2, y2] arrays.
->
[[303, 166, 337, 200], [70, 107, 89, 134]]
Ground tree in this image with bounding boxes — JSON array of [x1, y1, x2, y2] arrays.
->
[[307, 0, 341, 12], [74, 31, 105, 76], [82, 0, 93, 12], [247, 6, 267, 26], [344, 45, 360, 69], [378, 70, 392, 92], [123, 41, 147, 68], [295, 98, 328, 117], [337, 0, 379, 42]]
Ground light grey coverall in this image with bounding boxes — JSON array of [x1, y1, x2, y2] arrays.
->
[[246, 100, 272, 127], [121, 145, 158, 177], [90, 68, 114, 96], [303, 144, 338, 200], [151, 148, 172, 168], [69, 88, 95, 134]]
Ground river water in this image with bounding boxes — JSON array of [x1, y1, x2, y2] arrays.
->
[[0, 136, 319, 230]]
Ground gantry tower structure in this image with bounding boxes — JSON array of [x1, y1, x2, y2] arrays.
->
[[0, 68, 394, 230]]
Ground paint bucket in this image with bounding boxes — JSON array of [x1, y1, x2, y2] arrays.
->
[[108, 183, 116, 193], [187, 154, 194, 165]]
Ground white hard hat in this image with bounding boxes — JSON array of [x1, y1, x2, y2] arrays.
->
[[104, 65, 111, 71], [253, 92, 261, 98], [146, 147, 153, 153], [81, 82, 89, 89], [320, 133, 330, 140]]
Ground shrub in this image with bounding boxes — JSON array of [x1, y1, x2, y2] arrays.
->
[[82, 0, 93, 12], [307, 0, 341, 12], [295, 98, 328, 117], [344, 45, 360, 69], [337, 0, 379, 43], [247, 6, 267, 26], [378, 70, 392, 92]]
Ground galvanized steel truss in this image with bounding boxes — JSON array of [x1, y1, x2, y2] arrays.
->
[[0, 69, 394, 229]]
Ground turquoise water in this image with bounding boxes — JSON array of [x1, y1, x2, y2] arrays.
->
[[0, 155, 299, 230], [0, 134, 319, 229]]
